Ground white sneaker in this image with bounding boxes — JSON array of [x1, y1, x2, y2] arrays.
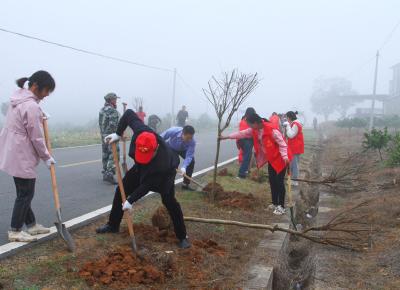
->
[[8, 231, 37, 242], [27, 224, 50, 235], [273, 208, 283, 215], [268, 204, 276, 210]]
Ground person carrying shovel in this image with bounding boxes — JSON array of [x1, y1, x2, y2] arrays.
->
[[96, 109, 191, 249], [219, 113, 291, 215], [0, 71, 56, 242]]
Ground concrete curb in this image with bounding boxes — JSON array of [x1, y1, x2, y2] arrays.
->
[[0, 157, 238, 260]]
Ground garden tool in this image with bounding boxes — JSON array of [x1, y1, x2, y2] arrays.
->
[[42, 118, 76, 252], [177, 169, 207, 190], [121, 102, 128, 174], [111, 142, 139, 254], [287, 166, 298, 231]]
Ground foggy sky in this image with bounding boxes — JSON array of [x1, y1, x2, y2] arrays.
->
[[1, 0, 399, 124]]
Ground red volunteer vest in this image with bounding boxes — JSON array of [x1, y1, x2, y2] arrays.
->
[[252, 121, 291, 174], [287, 120, 304, 154]]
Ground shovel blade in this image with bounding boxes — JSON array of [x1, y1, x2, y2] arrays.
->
[[289, 208, 298, 231], [131, 236, 138, 253], [55, 222, 76, 252]]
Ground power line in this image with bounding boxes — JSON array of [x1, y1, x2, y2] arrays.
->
[[0, 27, 173, 72], [176, 72, 203, 99], [379, 18, 400, 51]]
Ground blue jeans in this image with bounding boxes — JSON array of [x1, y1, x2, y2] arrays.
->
[[290, 154, 301, 179], [238, 139, 253, 177]]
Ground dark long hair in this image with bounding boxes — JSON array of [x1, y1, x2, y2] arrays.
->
[[242, 107, 256, 120], [246, 113, 269, 125], [286, 111, 298, 121], [16, 70, 56, 92]]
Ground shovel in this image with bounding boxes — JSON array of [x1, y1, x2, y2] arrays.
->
[[121, 102, 128, 174], [287, 166, 297, 231], [176, 169, 207, 190], [42, 118, 76, 252], [111, 142, 138, 254]]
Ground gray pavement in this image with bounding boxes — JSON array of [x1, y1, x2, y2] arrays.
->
[[0, 130, 238, 245]]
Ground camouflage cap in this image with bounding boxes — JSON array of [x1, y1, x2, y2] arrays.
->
[[104, 93, 119, 101]]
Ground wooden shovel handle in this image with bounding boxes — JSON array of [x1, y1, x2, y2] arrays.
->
[[111, 142, 135, 238], [42, 118, 61, 211]]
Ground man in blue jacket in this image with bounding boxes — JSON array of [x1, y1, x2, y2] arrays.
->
[[161, 125, 196, 190]]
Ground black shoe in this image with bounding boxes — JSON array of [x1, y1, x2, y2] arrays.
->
[[103, 174, 118, 185], [178, 238, 191, 249], [182, 183, 195, 191], [96, 224, 119, 234]]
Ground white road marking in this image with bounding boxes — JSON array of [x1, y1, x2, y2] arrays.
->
[[59, 159, 102, 168]]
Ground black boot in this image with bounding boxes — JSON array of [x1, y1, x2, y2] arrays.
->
[[103, 174, 118, 185], [178, 238, 191, 249], [96, 224, 119, 234]]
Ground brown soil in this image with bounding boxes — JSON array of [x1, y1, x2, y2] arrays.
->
[[79, 248, 165, 288], [151, 206, 171, 230], [203, 182, 257, 210], [218, 168, 229, 176]]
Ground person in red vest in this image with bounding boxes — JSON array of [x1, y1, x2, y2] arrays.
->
[[136, 106, 146, 123], [220, 113, 291, 215], [237, 107, 256, 178], [283, 111, 304, 186], [269, 112, 281, 130]]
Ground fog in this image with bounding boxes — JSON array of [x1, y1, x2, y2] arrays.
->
[[0, 0, 399, 125]]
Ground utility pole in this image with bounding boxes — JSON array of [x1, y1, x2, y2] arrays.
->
[[171, 68, 177, 127], [369, 50, 380, 130]]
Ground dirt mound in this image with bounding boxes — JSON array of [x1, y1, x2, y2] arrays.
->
[[151, 206, 171, 230], [203, 182, 225, 194], [218, 168, 229, 176], [193, 239, 226, 257], [79, 247, 165, 288], [216, 191, 257, 210]]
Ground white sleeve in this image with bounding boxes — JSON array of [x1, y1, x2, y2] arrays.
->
[[286, 123, 299, 139]]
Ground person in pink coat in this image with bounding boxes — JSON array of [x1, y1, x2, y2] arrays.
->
[[0, 71, 56, 242]]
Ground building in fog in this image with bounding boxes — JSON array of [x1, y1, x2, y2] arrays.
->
[[383, 63, 400, 115]]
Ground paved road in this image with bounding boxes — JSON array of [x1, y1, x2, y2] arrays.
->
[[0, 130, 238, 245]]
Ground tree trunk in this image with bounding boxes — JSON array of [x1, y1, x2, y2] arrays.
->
[[211, 126, 222, 202]]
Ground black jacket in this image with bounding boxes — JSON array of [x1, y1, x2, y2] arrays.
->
[[116, 110, 179, 201]]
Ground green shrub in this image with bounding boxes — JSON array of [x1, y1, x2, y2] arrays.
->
[[362, 128, 391, 161], [387, 133, 400, 166]]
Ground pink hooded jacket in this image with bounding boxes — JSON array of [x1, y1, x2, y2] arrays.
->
[[0, 89, 51, 179]]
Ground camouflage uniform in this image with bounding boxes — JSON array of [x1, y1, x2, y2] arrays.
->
[[99, 93, 120, 178]]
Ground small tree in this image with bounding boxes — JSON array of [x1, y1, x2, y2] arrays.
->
[[336, 117, 368, 133], [362, 128, 391, 161], [387, 133, 400, 166], [203, 69, 259, 201]]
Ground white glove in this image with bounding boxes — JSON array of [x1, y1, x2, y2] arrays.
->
[[122, 200, 133, 211], [104, 133, 120, 144], [180, 167, 186, 175], [45, 157, 56, 169], [283, 121, 290, 127]]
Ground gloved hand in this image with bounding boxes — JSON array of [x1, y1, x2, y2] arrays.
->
[[45, 157, 56, 169], [180, 167, 186, 175], [104, 133, 120, 144], [283, 121, 290, 127], [122, 200, 133, 211], [284, 157, 290, 166]]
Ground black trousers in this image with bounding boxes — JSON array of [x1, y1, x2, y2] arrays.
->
[[175, 150, 195, 185], [267, 163, 287, 207], [108, 167, 187, 240], [11, 177, 36, 231]]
